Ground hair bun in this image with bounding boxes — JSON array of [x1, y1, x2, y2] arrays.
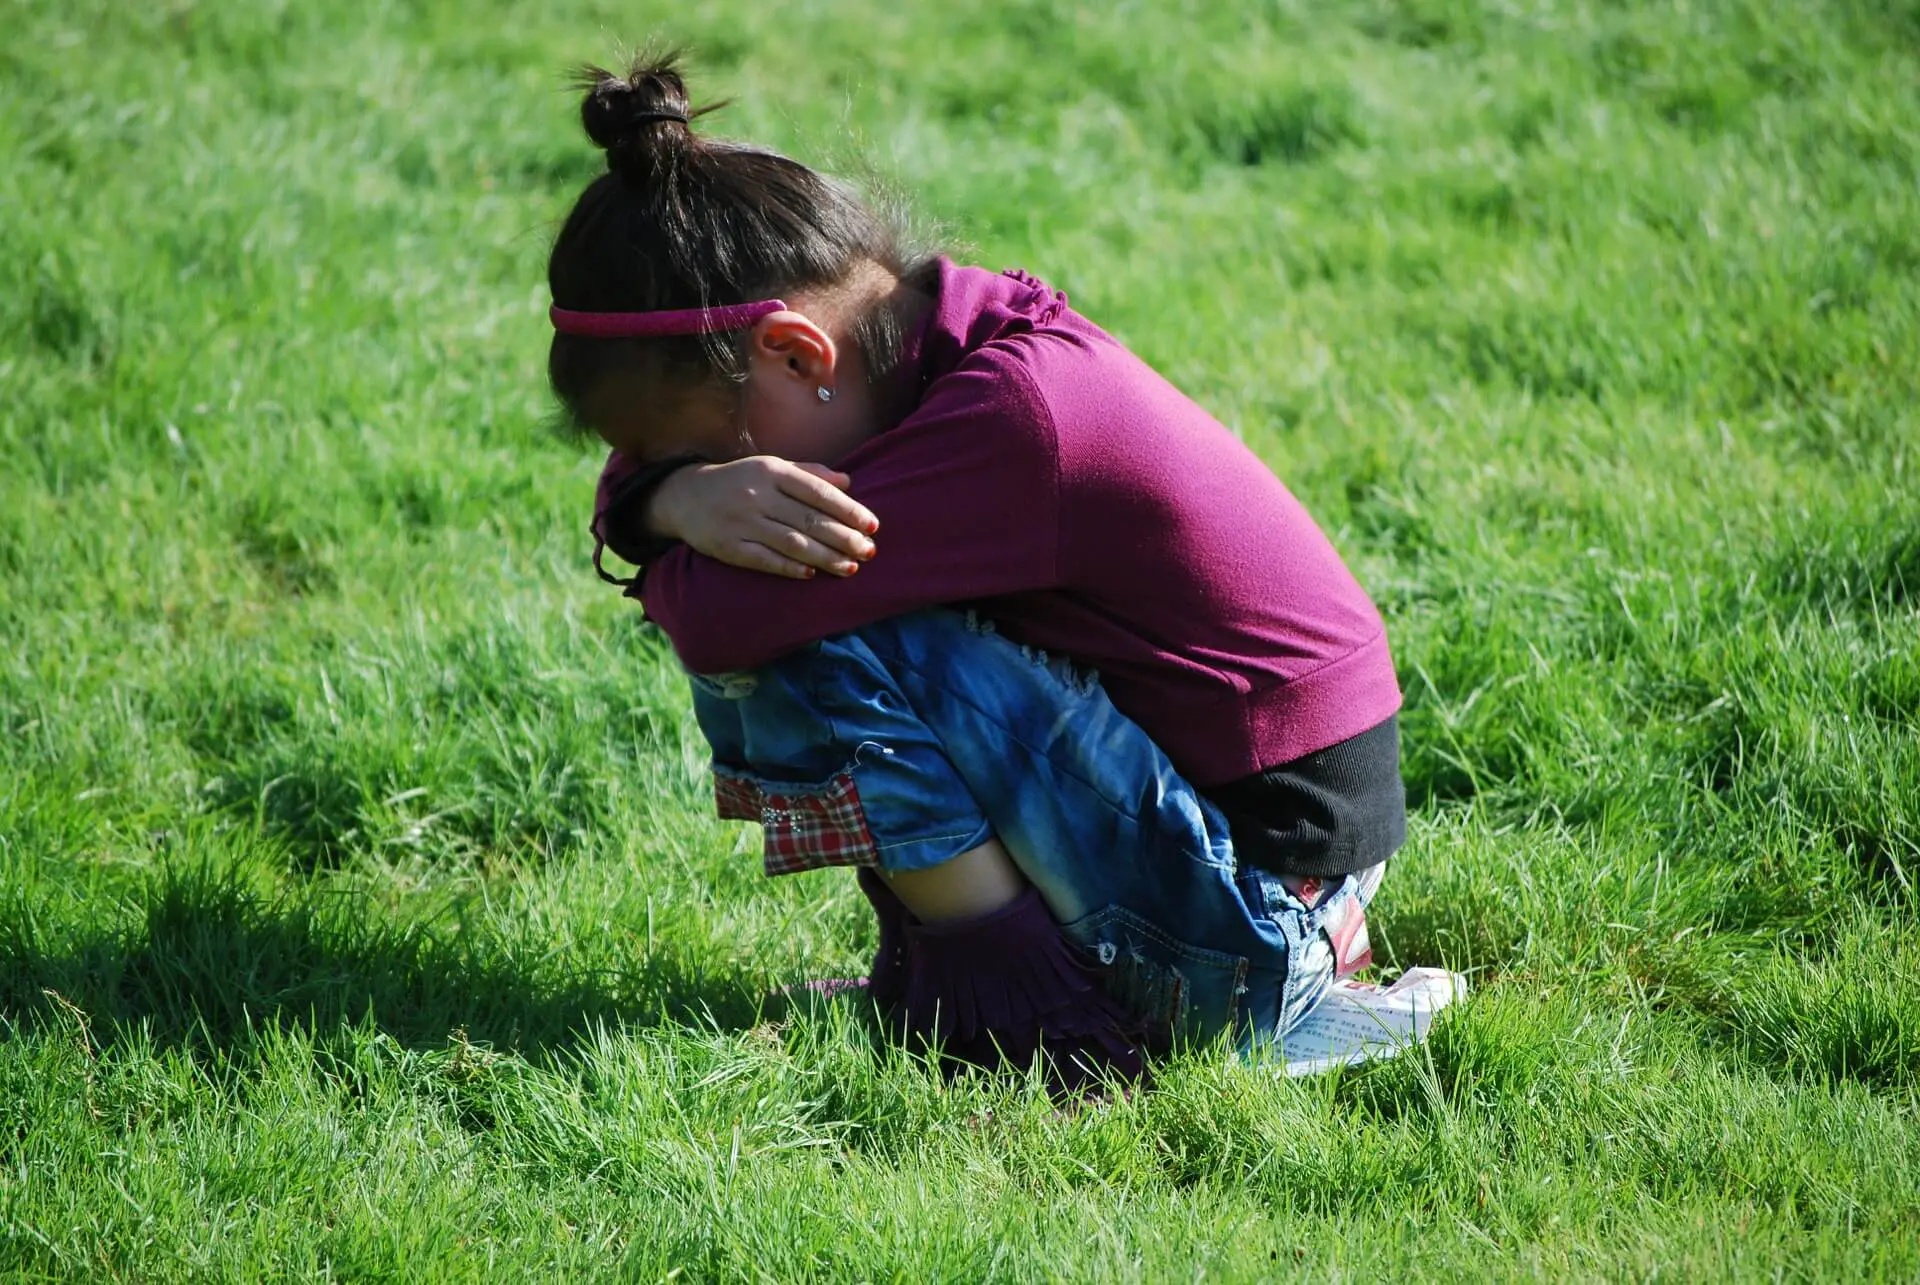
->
[[578, 54, 702, 175]]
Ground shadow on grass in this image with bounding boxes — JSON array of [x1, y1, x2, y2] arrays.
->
[[0, 863, 769, 1061]]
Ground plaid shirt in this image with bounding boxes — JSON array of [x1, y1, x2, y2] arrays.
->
[[713, 768, 879, 877]]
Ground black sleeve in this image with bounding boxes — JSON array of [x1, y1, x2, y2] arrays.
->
[[592, 454, 706, 587]]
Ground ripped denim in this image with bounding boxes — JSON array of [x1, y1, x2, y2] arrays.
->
[[686, 608, 1384, 1052]]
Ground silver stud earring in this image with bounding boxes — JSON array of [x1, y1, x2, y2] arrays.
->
[[817, 386, 834, 403]]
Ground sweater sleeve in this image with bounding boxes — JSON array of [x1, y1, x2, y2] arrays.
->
[[640, 352, 1062, 675]]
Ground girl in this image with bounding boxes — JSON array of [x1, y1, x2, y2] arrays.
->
[[553, 55, 1405, 1091]]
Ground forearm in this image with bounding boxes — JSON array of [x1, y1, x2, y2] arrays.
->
[[597, 450, 882, 594], [645, 470, 1058, 673]]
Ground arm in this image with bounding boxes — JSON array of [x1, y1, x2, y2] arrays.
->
[[594, 453, 881, 582], [643, 360, 1063, 674]]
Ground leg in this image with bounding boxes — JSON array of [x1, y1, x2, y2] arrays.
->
[[847, 611, 1392, 1050], [690, 609, 1383, 1055], [882, 838, 1024, 921], [690, 638, 1139, 1087]]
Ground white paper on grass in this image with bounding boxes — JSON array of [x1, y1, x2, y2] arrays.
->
[[1278, 966, 1468, 1077]]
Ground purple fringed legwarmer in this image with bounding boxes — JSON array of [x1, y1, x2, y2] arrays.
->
[[855, 867, 912, 1011], [859, 881, 1146, 1095]]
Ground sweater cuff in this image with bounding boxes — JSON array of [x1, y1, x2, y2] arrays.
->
[[590, 453, 707, 586]]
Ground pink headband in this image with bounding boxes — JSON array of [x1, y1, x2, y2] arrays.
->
[[549, 299, 788, 339]]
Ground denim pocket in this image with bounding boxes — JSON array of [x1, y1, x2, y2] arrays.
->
[[1061, 904, 1249, 1047], [712, 765, 879, 877]]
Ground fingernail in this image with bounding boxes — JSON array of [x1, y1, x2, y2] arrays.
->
[[864, 521, 879, 535], [802, 567, 816, 579], [842, 562, 860, 576]]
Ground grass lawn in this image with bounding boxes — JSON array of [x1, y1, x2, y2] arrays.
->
[[3, 0, 1917, 1278]]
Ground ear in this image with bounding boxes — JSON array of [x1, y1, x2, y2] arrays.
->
[[746, 310, 838, 389]]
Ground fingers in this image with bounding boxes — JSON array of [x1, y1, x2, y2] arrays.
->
[[751, 517, 864, 577], [789, 460, 854, 491], [679, 457, 878, 580], [723, 541, 823, 580], [778, 463, 880, 536], [766, 496, 874, 563]]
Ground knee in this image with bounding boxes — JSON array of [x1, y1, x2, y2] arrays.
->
[[687, 627, 956, 799], [688, 650, 882, 784]]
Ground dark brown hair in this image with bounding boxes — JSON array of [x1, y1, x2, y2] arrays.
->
[[547, 51, 928, 438]]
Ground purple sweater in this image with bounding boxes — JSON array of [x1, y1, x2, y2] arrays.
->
[[633, 260, 1401, 787]]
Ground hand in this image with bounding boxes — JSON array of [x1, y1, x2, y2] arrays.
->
[[648, 456, 879, 579]]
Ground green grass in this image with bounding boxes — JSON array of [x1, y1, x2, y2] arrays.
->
[[3, 0, 1917, 1278]]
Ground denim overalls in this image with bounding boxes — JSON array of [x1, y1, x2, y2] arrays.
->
[[688, 609, 1382, 1054]]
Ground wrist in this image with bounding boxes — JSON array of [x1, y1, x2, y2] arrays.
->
[[630, 455, 709, 540], [596, 454, 707, 569], [641, 467, 688, 541]]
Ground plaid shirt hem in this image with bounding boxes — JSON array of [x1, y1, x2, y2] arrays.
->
[[713, 768, 879, 877]]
